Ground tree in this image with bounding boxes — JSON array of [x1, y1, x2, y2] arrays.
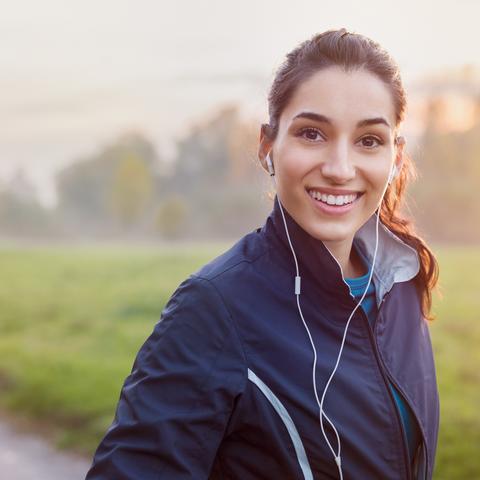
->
[[108, 153, 154, 227], [55, 131, 162, 235], [154, 195, 188, 239]]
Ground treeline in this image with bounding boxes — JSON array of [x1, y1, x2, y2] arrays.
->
[[409, 95, 480, 244], [1, 97, 479, 243], [0, 105, 272, 241]]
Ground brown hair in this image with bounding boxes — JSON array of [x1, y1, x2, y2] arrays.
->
[[262, 28, 440, 321]]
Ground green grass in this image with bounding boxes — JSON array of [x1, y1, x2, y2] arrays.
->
[[0, 243, 478, 478], [0, 242, 231, 453], [428, 246, 480, 479]]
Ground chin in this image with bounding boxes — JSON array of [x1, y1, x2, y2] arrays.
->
[[305, 223, 355, 244]]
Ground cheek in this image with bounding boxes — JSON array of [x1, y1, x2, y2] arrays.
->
[[276, 144, 316, 181], [362, 161, 392, 190]]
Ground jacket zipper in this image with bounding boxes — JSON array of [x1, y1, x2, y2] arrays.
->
[[339, 261, 425, 478], [375, 293, 429, 480], [413, 440, 427, 480], [379, 364, 428, 480], [357, 293, 413, 480]]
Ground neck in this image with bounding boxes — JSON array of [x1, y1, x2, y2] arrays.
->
[[323, 238, 367, 279]]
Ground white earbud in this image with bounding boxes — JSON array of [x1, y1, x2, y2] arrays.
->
[[388, 135, 405, 185], [266, 153, 275, 176]]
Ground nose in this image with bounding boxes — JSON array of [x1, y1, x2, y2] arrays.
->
[[320, 141, 356, 183]]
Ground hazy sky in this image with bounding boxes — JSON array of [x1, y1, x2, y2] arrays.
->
[[1, 0, 478, 205]]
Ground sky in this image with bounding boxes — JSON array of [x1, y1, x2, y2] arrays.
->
[[0, 0, 478, 206]]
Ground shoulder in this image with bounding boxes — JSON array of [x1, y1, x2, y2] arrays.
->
[[135, 271, 248, 380], [192, 228, 269, 282], [153, 229, 271, 348], [157, 228, 268, 340]]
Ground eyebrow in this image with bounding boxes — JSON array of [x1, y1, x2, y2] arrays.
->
[[291, 111, 391, 129]]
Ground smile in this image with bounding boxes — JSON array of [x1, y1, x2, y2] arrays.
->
[[307, 189, 361, 206], [306, 188, 364, 215]]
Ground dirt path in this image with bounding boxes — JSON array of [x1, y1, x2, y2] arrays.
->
[[0, 418, 91, 480]]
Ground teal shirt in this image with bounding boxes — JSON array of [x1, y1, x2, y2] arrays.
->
[[344, 244, 421, 467]]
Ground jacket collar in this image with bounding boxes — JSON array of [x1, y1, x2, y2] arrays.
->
[[264, 194, 420, 309]]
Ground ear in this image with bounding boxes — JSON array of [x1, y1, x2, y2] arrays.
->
[[258, 123, 274, 174]]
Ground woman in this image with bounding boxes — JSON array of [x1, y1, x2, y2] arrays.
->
[[86, 28, 440, 479]]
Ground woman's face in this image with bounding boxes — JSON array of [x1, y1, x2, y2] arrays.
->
[[260, 66, 404, 251]]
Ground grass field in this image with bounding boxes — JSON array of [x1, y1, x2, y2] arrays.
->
[[0, 243, 478, 478]]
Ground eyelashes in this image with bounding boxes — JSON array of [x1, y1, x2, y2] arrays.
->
[[297, 127, 324, 142], [360, 136, 384, 148], [296, 127, 385, 148]]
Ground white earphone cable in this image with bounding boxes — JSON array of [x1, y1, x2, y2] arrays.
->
[[267, 152, 392, 479]]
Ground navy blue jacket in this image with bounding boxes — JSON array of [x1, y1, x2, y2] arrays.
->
[[86, 195, 440, 479]]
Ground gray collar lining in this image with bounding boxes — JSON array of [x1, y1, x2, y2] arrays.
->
[[353, 214, 420, 309]]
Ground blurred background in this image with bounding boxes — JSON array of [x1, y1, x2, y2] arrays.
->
[[0, 1, 478, 478]]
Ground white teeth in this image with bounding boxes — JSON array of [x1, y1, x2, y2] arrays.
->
[[308, 190, 358, 206]]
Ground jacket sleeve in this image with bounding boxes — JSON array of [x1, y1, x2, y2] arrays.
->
[[85, 274, 247, 479]]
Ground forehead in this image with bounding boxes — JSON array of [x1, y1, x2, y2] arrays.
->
[[280, 66, 396, 130]]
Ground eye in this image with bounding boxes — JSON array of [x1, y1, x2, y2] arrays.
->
[[297, 127, 324, 142], [359, 135, 384, 148]]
